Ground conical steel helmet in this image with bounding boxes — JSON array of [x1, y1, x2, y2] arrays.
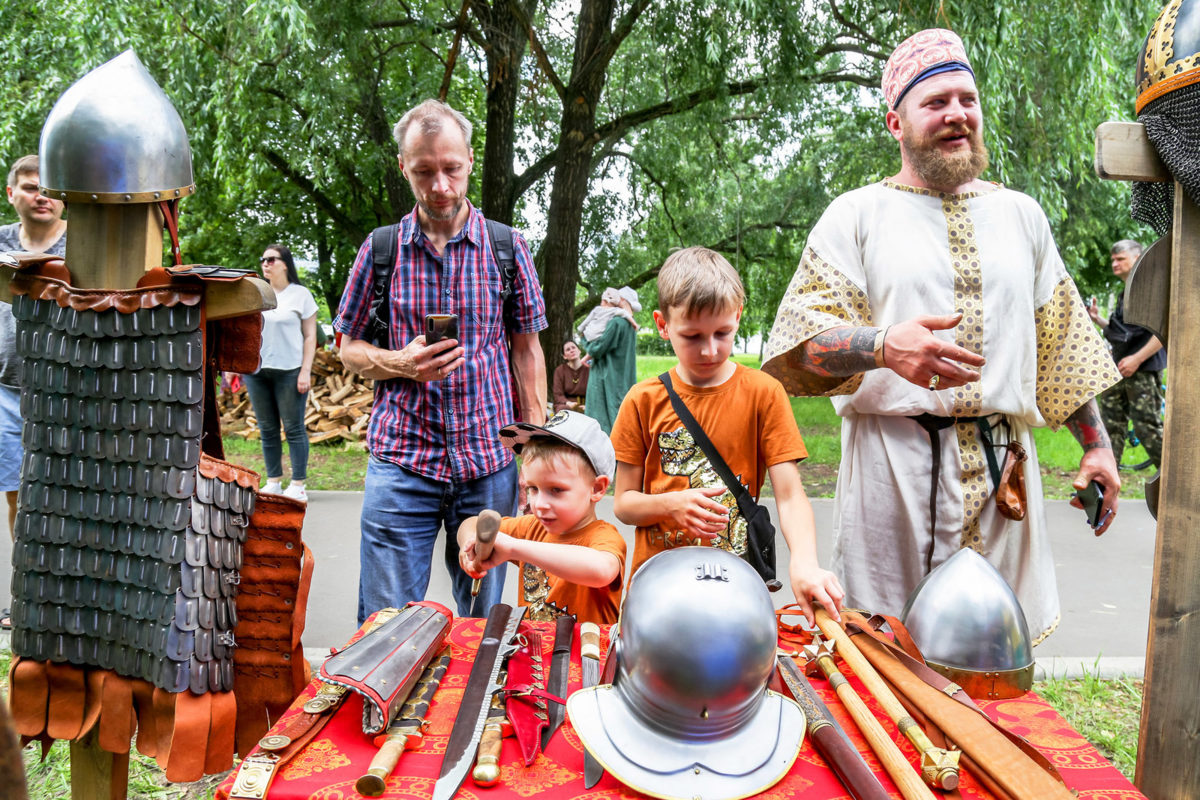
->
[[901, 547, 1034, 700], [39, 50, 195, 203], [567, 547, 804, 800]]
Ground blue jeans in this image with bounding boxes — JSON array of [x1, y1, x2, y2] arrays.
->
[[242, 368, 309, 481], [357, 456, 516, 623]]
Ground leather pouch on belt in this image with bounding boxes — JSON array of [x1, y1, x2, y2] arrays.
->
[[995, 441, 1028, 521], [319, 601, 453, 734]]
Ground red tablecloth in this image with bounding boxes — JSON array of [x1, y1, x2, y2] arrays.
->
[[217, 616, 1146, 799]]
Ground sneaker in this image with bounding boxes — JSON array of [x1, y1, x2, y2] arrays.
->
[[260, 481, 284, 495], [283, 483, 308, 503]]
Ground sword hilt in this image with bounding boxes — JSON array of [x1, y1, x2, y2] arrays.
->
[[470, 509, 502, 597]]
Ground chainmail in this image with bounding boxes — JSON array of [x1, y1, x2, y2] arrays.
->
[[1133, 81, 1200, 235]]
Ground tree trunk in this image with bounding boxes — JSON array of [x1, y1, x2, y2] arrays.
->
[[539, 0, 615, 370], [475, 0, 535, 224]]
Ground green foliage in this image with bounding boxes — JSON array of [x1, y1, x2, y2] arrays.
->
[[0, 0, 1161, 345]]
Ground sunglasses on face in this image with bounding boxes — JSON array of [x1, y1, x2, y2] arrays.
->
[[260, 256, 280, 265]]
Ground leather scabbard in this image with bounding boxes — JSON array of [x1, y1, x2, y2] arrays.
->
[[320, 601, 453, 734], [506, 626, 550, 765]]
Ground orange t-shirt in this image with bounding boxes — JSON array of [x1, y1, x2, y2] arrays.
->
[[610, 364, 807, 577], [499, 515, 627, 625]]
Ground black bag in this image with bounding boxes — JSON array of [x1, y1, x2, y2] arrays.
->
[[659, 372, 782, 590]]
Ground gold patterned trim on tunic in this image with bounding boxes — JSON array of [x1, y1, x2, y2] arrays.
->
[[955, 421, 989, 551], [763, 246, 871, 397], [1034, 277, 1121, 428], [881, 179, 999, 201], [940, 196, 985, 417]]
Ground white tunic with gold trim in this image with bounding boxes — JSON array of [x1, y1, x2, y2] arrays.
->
[[763, 181, 1120, 642]]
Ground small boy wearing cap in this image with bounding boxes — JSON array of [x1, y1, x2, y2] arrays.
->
[[611, 246, 843, 625], [458, 410, 627, 624]]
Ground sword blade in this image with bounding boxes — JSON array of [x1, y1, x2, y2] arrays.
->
[[582, 622, 613, 788], [541, 614, 575, 751], [432, 604, 526, 800]]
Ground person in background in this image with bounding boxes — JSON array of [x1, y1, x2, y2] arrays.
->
[[243, 243, 318, 502], [0, 155, 67, 630], [335, 98, 548, 623], [583, 285, 640, 433], [552, 340, 590, 412], [1087, 240, 1165, 472]]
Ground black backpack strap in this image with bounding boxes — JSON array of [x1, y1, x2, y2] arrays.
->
[[485, 218, 518, 326], [659, 372, 760, 522], [367, 223, 400, 348]]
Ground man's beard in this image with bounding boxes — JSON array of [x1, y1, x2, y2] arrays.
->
[[418, 196, 465, 222], [901, 123, 989, 192]]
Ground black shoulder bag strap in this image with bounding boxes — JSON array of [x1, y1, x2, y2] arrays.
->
[[659, 371, 782, 589], [484, 218, 518, 328], [367, 223, 400, 348]]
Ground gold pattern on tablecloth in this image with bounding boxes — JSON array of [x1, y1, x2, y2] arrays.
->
[[1035, 277, 1121, 428], [278, 738, 352, 780]]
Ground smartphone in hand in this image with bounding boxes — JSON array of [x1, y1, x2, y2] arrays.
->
[[1073, 480, 1109, 529], [425, 313, 459, 345]]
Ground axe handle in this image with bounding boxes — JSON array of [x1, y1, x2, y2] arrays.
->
[[469, 510, 502, 597], [815, 609, 958, 790]]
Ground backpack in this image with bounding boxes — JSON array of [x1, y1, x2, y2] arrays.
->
[[365, 218, 518, 348]]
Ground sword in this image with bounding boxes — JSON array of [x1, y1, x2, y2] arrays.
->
[[541, 614, 575, 751], [471, 682, 509, 786], [582, 622, 615, 788], [432, 603, 526, 800], [776, 654, 891, 800], [355, 649, 452, 797]]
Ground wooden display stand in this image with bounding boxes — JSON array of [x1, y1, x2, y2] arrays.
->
[[1095, 120, 1200, 799]]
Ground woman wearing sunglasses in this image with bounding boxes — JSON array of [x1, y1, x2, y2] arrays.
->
[[243, 244, 319, 502]]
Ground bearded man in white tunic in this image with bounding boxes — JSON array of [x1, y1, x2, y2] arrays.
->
[[763, 29, 1122, 643]]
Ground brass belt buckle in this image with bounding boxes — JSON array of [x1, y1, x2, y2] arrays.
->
[[229, 752, 280, 799]]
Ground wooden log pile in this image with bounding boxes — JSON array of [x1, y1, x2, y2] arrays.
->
[[219, 348, 375, 444]]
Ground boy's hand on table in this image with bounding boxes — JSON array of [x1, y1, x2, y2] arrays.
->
[[664, 486, 730, 539], [789, 559, 845, 627]]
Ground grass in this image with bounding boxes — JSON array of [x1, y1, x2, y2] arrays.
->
[[0, 639, 1141, 792]]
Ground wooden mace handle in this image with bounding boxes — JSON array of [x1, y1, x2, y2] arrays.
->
[[469, 509, 502, 597], [826, 666, 938, 800]]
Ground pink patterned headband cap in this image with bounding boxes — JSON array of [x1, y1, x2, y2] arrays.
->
[[882, 28, 974, 110]]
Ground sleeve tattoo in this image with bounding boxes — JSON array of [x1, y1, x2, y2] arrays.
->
[[800, 327, 882, 377], [1065, 399, 1112, 451]]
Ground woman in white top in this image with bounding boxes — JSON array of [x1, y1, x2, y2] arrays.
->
[[243, 244, 319, 502]]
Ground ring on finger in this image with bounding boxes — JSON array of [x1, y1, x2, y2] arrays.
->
[[927, 374, 941, 391]]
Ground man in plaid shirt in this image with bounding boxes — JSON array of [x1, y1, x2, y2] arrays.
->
[[336, 99, 547, 623]]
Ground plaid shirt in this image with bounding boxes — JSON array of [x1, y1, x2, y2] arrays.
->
[[334, 203, 547, 482]]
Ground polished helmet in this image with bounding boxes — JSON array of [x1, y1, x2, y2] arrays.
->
[[567, 547, 804, 800], [39, 50, 195, 204], [901, 547, 1034, 700]]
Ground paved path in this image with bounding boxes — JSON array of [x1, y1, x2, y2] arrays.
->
[[1, 494, 1157, 679]]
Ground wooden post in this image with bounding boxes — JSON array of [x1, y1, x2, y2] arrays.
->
[[1095, 120, 1200, 799]]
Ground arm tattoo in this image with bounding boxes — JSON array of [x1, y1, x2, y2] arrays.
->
[[800, 327, 881, 377], [1065, 399, 1112, 451]]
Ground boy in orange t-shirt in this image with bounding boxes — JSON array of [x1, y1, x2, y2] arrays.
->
[[458, 410, 626, 624], [611, 246, 843, 625]]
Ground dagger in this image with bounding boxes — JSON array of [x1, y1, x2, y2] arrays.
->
[[776, 653, 891, 800], [432, 603, 526, 800], [541, 614, 575, 751], [355, 649, 452, 797], [582, 622, 616, 788]]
